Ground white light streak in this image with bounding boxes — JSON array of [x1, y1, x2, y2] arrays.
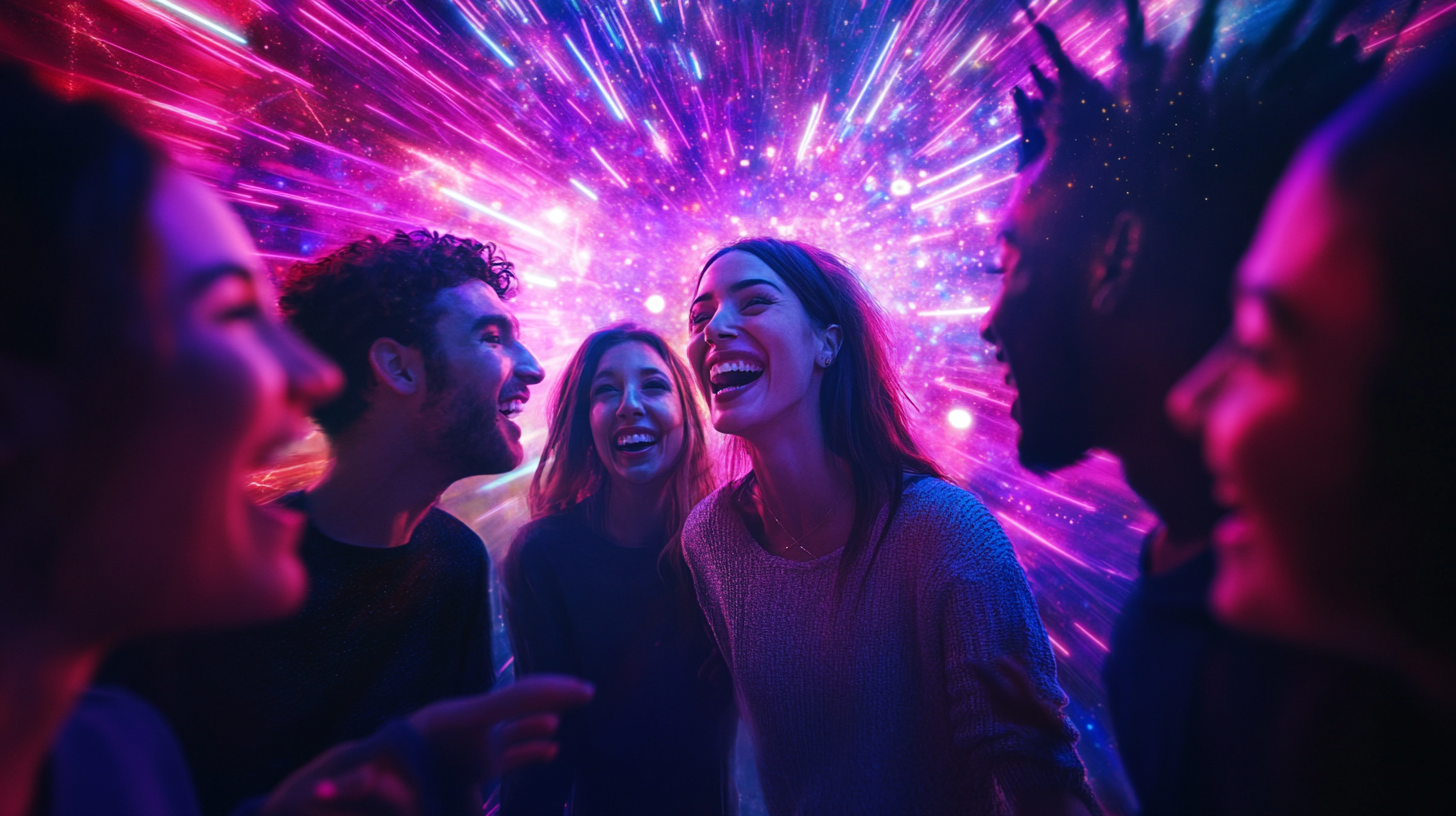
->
[[146, 0, 247, 45], [441, 189, 545, 237], [569, 178, 600, 200]]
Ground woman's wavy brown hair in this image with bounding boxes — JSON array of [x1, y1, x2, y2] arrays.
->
[[529, 324, 716, 584]]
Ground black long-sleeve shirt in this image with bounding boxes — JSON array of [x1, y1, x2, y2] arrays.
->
[[501, 510, 734, 816], [104, 500, 496, 816]]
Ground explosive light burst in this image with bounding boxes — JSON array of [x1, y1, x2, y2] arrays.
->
[[1, 0, 1442, 811]]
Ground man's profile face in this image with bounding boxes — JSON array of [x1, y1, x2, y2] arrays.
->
[[980, 168, 1101, 471], [421, 279, 543, 478]]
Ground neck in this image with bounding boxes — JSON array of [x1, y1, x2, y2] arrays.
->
[[0, 628, 103, 816], [1105, 402, 1221, 575], [743, 398, 851, 535], [601, 477, 670, 549], [306, 427, 453, 549]]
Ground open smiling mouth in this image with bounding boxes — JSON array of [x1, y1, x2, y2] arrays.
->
[[499, 398, 524, 420], [709, 360, 764, 396], [615, 431, 658, 453]]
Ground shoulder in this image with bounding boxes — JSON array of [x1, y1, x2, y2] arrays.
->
[[895, 477, 1003, 538], [413, 508, 491, 576], [60, 686, 177, 741], [682, 483, 742, 546], [50, 686, 199, 816], [891, 478, 1016, 570]]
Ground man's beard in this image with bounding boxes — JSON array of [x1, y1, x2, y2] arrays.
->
[[421, 368, 519, 480]]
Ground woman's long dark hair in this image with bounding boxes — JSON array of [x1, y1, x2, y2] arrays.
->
[[700, 238, 945, 591], [1324, 47, 1456, 659], [0, 64, 161, 613], [529, 324, 716, 593]]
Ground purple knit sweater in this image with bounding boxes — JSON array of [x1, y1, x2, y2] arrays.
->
[[683, 477, 1092, 815]]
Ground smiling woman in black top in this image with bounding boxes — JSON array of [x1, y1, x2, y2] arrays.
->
[[502, 324, 731, 816]]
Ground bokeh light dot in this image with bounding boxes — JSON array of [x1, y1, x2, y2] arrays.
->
[[947, 408, 974, 431], [645, 294, 666, 314]]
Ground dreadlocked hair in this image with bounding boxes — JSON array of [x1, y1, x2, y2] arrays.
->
[[1012, 0, 1404, 322]]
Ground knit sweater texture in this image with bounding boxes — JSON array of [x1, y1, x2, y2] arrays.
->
[[682, 477, 1091, 816]]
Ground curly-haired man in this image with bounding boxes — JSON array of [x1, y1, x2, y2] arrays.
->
[[109, 230, 545, 814]]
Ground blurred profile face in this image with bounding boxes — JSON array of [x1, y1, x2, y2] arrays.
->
[[981, 171, 1099, 470], [1168, 151, 1385, 649], [588, 341, 686, 489], [422, 280, 544, 478], [65, 166, 342, 639], [687, 251, 827, 441]]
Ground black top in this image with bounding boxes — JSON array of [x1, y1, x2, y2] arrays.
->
[[1105, 537, 1455, 815], [501, 510, 734, 816], [104, 500, 495, 816]]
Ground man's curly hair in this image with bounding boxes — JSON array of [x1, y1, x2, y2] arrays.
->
[[278, 229, 518, 437]]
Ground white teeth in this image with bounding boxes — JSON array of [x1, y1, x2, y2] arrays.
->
[[616, 431, 657, 446], [499, 399, 524, 418], [709, 360, 764, 379]]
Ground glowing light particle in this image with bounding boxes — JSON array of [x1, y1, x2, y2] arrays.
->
[[890, 179, 912, 196], [645, 294, 666, 314], [522, 273, 559, 288], [441, 189, 545, 237], [948, 408, 973, 430], [569, 178, 599, 201], [145, 0, 247, 45], [545, 206, 569, 224]]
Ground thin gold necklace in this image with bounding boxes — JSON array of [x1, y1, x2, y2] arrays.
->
[[758, 487, 846, 559]]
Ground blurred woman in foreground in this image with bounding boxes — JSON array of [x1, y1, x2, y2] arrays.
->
[[0, 66, 588, 816], [503, 325, 732, 815], [1170, 48, 1456, 717]]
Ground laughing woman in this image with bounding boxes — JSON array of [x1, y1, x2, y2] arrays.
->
[[683, 238, 1095, 816], [502, 325, 734, 816]]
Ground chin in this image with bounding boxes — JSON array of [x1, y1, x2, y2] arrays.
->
[[1016, 428, 1088, 473]]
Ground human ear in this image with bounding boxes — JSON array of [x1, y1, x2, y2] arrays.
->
[[367, 338, 426, 396], [1090, 211, 1142, 315], [816, 325, 843, 368]]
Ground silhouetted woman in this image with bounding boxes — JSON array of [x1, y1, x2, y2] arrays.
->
[[682, 238, 1094, 815], [503, 325, 733, 816]]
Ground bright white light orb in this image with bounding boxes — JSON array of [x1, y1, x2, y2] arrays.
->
[[947, 408, 974, 430], [890, 178, 913, 196], [545, 206, 569, 224], [645, 294, 666, 314]]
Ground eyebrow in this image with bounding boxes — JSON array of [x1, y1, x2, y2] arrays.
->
[[691, 277, 785, 305], [471, 313, 519, 336], [592, 365, 670, 382], [183, 263, 255, 300]]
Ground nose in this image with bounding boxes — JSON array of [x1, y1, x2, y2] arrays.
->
[[1167, 336, 1233, 436], [705, 305, 738, 345], [617, 382, 645, 419], [276, 324, 343, 411], [512, 341, 545, 386]]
